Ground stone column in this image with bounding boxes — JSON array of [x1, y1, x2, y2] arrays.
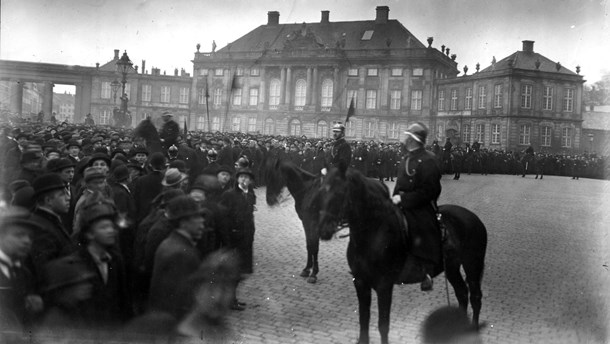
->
[[280, 67, 286, 105], [285, 67, 292, 107], [10, 80, 23, 116], [42, 82, 54, 120], [259, 67, 266, 108], [306, 67, 312, 105], [312, 67, 319, 108]]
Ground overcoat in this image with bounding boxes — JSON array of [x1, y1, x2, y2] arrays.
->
[[219, 187, 256, 274]]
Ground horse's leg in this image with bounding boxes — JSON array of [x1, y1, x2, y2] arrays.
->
[[300, 225, 312, 278], [444, 259, 469, 313], [376, 282, 394, 344], [463, 254, 485, 328], [354, 278, 372, 344], [307, 235, 320, 284]]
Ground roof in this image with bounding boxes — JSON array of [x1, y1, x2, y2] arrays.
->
[[582, 111, 610, 130], [480, 50, 578, 76], [218, 20, 427, 53]]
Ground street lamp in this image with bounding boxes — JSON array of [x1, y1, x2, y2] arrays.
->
[[110, 79, 121, 104], [115, 50, 133, 127]]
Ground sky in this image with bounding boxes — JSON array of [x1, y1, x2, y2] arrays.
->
[[1, 0, 609, 93]]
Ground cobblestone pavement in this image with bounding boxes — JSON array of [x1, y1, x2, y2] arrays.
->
[[225, 174, 609, 344]]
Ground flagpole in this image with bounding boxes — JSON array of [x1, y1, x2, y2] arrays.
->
[[205, 75, 211, 132], [223, 70, 236, 132]]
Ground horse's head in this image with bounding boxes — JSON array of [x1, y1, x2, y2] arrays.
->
[[265, 156, 285, 206], [318, 165, 349, 241]]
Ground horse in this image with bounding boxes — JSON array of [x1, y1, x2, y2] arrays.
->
[[450, 148, 465, 180], [317, 166, 487, 344], [520, 153, 536, 177], [265, 156, 323, 283], [133, 117, 163, 154]]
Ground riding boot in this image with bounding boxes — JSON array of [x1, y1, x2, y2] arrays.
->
[[420, 262, 434, 292]]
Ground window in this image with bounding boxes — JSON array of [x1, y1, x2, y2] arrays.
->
[[451, 90, 457, 111], [100, 110, 111, 125], [475, 124, 485, 142], [494, 84, 503, 108], [478, 86, 486, 109], [364, 121, 376, 138], [250, 68, 260, 76], [101, 82, 111, 99], [211, 116, 220, 131], [543, 86, 553, 110], [541, 126, 552, 146], [462, 124, 471, 143], [412, 68, 423, 76], [491, 124, 501, 144], [235, 68, 244, 76], [365, 90, 377, 109], [411, 90, 422, 110], [390, 90, 401, 110], [348, 68, 358, 76], [160, 86, 171, 103], [213, 89, 223, 106], [214, 68, 224, 76], [521, 85, 532, 109], [294, 79, 307, 108], [519, 124, 531, 145], [197, 116, 205, 130], [232, 89, 242, 106], [199, 69, 209, 76], [367, 68, 378, 76], [321, 79, 333, 109], [124, 83, 131, 99], [346, 121, 355, 137], [361, 30, 374, 40], [561, 127, 572, 147], [142, 85, 152, 102], [391, 68, 402, 76], [269, 79, 281, 108], [248, 118, 256, 132], [231, 118, 240, 132], [179, 87, 189, 104], [563, 89, 574, 112], [177, 115, 186, 128], [347, 90, 358, 108], [438, 90, 445, 111], [465, 87, 473, 110], [264, 118, 274, 135], [437, 124, 444, 140], [317, 120, 329, 138], [249, 88, 259, 106], [289, 119, 301, 136], [389, 122, 399, 139], [198, 88, 207, 105]]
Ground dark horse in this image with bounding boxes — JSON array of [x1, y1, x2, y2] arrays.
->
[[265, 156, 323, 283], [318, 166, 487, 344], [132, 117, 163, 154]]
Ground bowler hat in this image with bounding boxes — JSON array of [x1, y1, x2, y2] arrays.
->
[[161, 168, 188, 187], [111, 165, 130, 182], [216, 165, 233, 175], [149, 152, 166, 170], [46, 158, 75, 173], [41, 255, 96, 293], [190, 174, 221, 193], [131, 146, 149, 156], [404, 122, 428, 144], [166, 195, 202, 221], [235, 167, 255, 181], [84, 167, 106, 183], [32, 173, 67, 199], [66, 140, 81, 149], [168, 160, 186, 173], [88, 152, 111, 167]]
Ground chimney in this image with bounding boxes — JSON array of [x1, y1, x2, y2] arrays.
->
[[174, 68, 179, 76], [375, 6, 389, 24], [141, 60, 146, 75], [268, 11, 279, 26], [321, 10, 329, 23], [114, 49, 120, 60], [522, 40, 534, 53]]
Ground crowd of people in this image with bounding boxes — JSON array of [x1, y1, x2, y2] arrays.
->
[[0, 112, 606, 342]]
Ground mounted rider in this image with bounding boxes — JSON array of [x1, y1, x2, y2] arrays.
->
[[322, 122, 351, 175], [391, 122, 442, 292]]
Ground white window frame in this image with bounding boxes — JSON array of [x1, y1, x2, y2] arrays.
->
[[264, 118, 274, 135], [213, 89, 223, 106], [248, 118, 256, 132], [269, 79, 281, 108], [519, 124, 531, 145], [142, 84, 152, 102], [179, 87, 189, 104], [521, 84, 532, 109], [198, 88, 207, 105], [411, 90, 422, 110], [232, 88, 242, 106], [321, 79, 333, 109], [347, 90, 358, 108], [289, 119, 301, 136], [412, 68, 423, 76], [391, 68, 402, 76], [235, 68, 244, 76], [232, 117, 241, 132], [249, 88, 259, 106], [294, 79, 307, 108], [316, 120, 329, 138], [101, 82, 111, 99], [543, 86, 553, 110], [438, 90, 445, 111], [214, 68, 224, 76], [389, 122, 399, 139], [390, 90, 401, 110], [348, 68, 358, 76], [450, 89, 458, 110], [494, 84, 502, 108], [462, 124, 471, 143], [491, 124, 501, 144], [345, 121, 355, 137], [199, 69, 209, 76], [478, 86, 486, 109], [250, 68, 260, 76], [465, 87, 473, 110], [197, 116, 205, 130], [475, 124, 485, 142], [367, 68, 378, 76], [541, 126, 552, 146], [160, 86, 171, 103], [364, 121, 376, 138], [212, 116, 220, 131], [100, 109, 111, 125], [365, 90, 377, 110], [561, 127, 572, 147], [563, 89, 574, 112]]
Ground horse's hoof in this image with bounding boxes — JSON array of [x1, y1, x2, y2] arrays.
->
[[307, 276, 317, 284], [300, 270, 310, 277]]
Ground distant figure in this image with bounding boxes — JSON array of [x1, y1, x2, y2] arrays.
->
[[421, 306, 482, 344], [85, 113, 95, 126]]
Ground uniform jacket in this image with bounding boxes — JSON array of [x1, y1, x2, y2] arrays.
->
[[393, 147, 442, 265], [133, 170, 164, 222], [328, 138, 352, 169]]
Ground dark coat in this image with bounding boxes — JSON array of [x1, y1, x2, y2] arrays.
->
[[219, 187, 256, 274], [144, 216, 173, 275], [159, 120, 179, 149], [328, 138, 352, 169], [217, 146, 234, 168], [149, 231, 201, 318], [29, 207, 78, 282], [0, 262, 36, 331], [393, 147, 442, 265], [133, 170, 164, 222]]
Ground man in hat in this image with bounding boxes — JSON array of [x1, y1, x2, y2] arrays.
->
[[0, 207, 44, 333], [161, 167, 189, 192], [133, 152, 166, 222], [159, 111, 179, 150], [66, 140, 82, 163], [131, 146, 149, 169], [391, 122, 442, 292], [85, 113, 95, 126], [323, 122, 351, 175], [17, 150, 44, 184], [46, 158, 77, 230], [149, 195, 206, 318], [73, 167, 108, 235], [29, 174, 76, 280]]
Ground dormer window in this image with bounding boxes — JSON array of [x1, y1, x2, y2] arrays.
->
[[361, 30, 374, 40]]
